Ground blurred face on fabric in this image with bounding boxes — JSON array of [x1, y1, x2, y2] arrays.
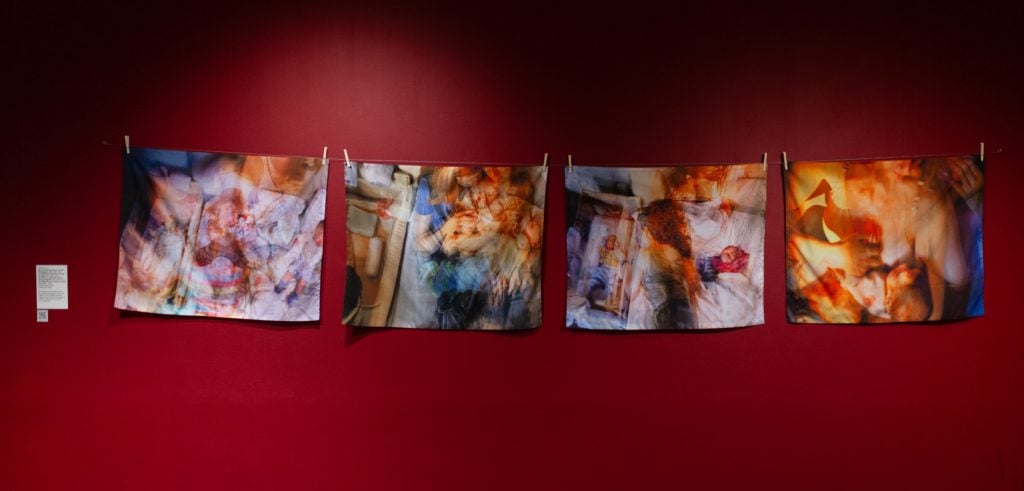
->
[[841, 160, 921, 218], [484, 167, 510, 184], [472, 180, 499, 209], [604, 234, 618, 250], [665, 166, 726, 202], [441, 210, 488, 256], [208, 189, 244, 236], [216, 199, 239, 228], [720, 246, 740, 264], [455, 167, 483, 187], [885, 263, 930, 322], [313, 222, 325, 247]]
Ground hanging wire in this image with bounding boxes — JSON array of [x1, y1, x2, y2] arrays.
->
[[101, 140, 329, 161], [781, 148, 1001, 164], [102, 140, 548, 166], [344, 149, 1003, 168], [561, 159, 783, 168], [338, 156, 542, 166], [335, 155, 781, 167], [103, 140, 1001, 168]]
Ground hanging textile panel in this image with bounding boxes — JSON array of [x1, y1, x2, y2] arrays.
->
[[784, 157, 984, 324], [565, 164, 767, 330], [114, 148, 328, 321], [343, 163, 547, 330]]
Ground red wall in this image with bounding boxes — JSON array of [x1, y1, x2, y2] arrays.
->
[[4, 2, 1023, 489]]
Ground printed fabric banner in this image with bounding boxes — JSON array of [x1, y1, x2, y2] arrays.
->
[[344, 163, 547, 329], [115, 148, 328, 321], [784, 157, 984, 323], [565, 164, 766, 330]]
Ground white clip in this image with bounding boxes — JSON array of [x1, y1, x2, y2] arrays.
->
[[782, 152, 789, 171], [568, 154, 573, 174], [322, 146, 329, 165], [343, 148, 352, 168], [543, 152, 548, 167], [980, 142, 985, 163], [124, 135, 130, 155], [761, 152, 767, 172]]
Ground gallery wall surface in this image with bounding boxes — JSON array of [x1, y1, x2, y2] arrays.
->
[[3, 1, 1023, 490]]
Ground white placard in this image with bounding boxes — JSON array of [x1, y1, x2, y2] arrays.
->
[[36, 265, 68, 310]]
